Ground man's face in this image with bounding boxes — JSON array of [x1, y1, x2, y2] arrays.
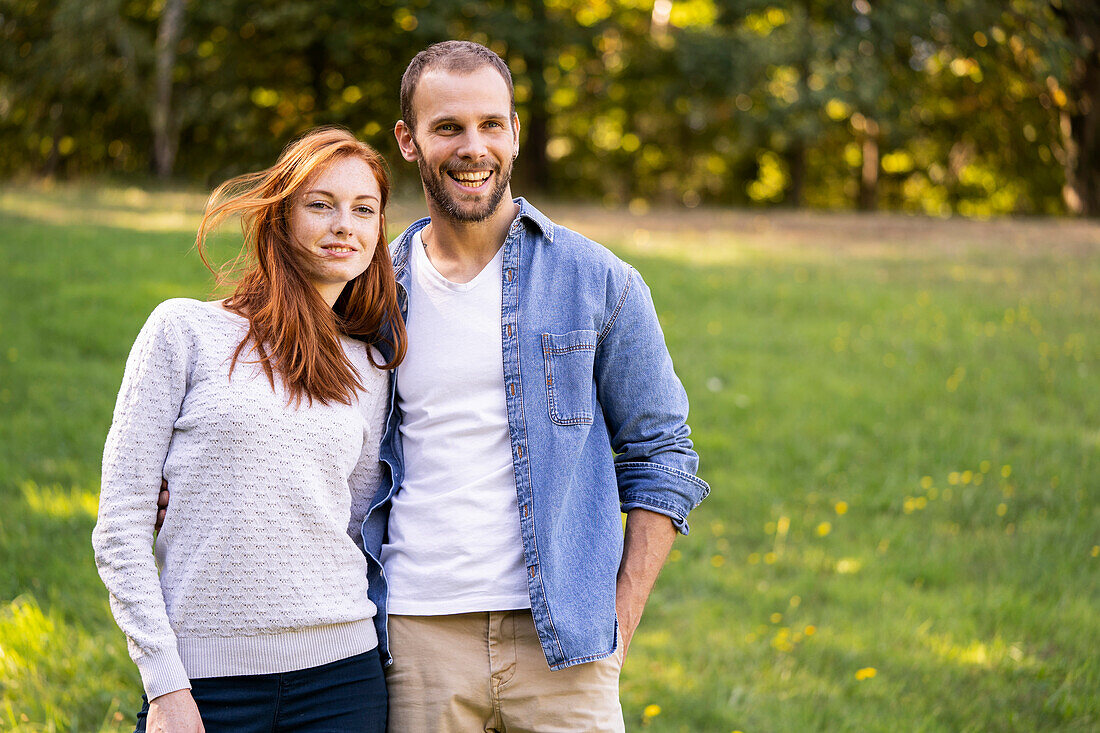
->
[[400, 66, 519, 223]]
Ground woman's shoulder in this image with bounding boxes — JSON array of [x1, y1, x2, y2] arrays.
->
[[341, 338, 387, 372], [341, 338, 390, 398], [146, 298, 244, 332]]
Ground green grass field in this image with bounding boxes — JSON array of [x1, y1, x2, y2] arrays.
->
[[1, 185, 1098, 732]]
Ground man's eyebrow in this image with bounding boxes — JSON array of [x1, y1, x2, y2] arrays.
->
[[427, 113, 509, 126], [301, 189, 380, 201]]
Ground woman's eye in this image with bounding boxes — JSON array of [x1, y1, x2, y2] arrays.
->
[[355, 207, 375, 216], [307, 200, 330, 209]]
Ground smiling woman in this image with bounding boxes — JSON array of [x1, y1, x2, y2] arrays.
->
[[91, 126, 405, 732], [288, 157, 383, 309], [196, 127, 405, 404]]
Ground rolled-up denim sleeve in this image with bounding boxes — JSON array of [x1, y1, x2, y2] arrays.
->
[[595, 266, 710, 533]]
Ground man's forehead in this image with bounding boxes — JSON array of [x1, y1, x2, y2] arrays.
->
[[413, 66, 511, 120]]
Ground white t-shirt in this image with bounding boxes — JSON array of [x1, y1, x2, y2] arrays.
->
[[381, 231, 530, 614]]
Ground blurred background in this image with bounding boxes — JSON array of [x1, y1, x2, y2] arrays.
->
[[2, 0, 1098, 216], [2, 2, 1099, 732]]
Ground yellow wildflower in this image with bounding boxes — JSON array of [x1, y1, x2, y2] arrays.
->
[[643, 704, 661, 718], [855, 667, 877, 681]]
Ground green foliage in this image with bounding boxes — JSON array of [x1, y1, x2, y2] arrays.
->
[[1, 1, 1095, 213], [1, 186, 1098, 730]]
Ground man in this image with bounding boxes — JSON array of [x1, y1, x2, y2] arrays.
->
[[365, 41, 710, 731]]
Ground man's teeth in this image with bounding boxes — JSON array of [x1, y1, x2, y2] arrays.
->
[[451, 171, 491, 187]]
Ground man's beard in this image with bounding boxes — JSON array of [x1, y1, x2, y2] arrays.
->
[[415, 142, 514, 223]]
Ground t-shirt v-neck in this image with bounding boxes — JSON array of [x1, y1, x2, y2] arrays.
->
[[411, 229, 504, 293]]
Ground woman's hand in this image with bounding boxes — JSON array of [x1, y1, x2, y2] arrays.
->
[[146, 689, 204, 733]]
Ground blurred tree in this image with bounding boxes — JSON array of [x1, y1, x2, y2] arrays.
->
[[0, 0, 155, 177], [0, 0, 1092, 216]]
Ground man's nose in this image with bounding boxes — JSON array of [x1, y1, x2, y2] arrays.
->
[[456, 129, 489, 160]]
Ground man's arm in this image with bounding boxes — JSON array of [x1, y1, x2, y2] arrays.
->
[[616, 508, 677, 657], [595, 266, 710, 533], [593, 264, 710, 657]]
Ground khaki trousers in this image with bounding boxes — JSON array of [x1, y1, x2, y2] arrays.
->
[[386, 610, 625, 733]]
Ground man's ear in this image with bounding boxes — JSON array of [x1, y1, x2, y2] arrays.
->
[[394, 120, 419, 162], [512, 112, 521, 155]]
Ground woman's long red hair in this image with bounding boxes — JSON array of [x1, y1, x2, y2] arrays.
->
[[196, 126, 406, 406]]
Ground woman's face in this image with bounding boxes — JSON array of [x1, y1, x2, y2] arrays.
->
[[288, 155, 383, 307]]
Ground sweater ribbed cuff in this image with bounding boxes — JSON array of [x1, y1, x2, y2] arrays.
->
[[136, 647, 192, 701]]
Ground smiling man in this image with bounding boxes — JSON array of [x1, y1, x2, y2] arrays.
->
[[359, 41, 710, 732]]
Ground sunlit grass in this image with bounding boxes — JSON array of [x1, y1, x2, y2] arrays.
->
[[1, 185, 1098, 731]]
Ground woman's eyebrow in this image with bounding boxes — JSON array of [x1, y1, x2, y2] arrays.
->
[[302, 189, 379, 202]]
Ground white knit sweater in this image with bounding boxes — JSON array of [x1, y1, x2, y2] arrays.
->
[[93, 298, 388, 700]]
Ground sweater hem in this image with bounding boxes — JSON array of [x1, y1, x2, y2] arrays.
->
[[179, 618, 379, 678]]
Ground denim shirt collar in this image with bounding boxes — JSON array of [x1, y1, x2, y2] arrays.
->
[[391, 197, 554, 277]]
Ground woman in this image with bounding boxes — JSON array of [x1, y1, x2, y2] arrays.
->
[[92, 126, 405, 732]]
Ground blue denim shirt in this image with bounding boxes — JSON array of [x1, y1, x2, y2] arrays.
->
[[361, 198, 709, 670]]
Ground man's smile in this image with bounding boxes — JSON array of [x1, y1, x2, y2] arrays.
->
[[448, 169, 493, 189]]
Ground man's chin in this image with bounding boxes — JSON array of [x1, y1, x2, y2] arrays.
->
[[447, 200, 498, 223], [431, 181, 510, 224]]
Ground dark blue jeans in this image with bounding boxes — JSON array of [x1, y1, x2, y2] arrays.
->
[[134, 648, 386, 733]]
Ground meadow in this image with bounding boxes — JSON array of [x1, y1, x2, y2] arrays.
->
[[0, 184, 1097, 732]]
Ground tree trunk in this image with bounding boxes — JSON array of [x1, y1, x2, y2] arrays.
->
[[308, 39, 328, 123], [152, 0, 185, 179], [787, 138, 805, 207], [859, 123, 879, 211], [1052, 1, 1100, 215], [788, 42, 809, 208], [519, 0, 550, 191], [1060, 49, 1100, 215]]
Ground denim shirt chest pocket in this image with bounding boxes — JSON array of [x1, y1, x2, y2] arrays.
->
[[541, 329, 599, 426]]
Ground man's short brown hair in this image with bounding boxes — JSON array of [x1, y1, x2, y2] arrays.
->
[[400, 41, 516, 130]]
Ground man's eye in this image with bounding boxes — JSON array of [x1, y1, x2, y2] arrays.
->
[[438, 124, 457, 132]]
